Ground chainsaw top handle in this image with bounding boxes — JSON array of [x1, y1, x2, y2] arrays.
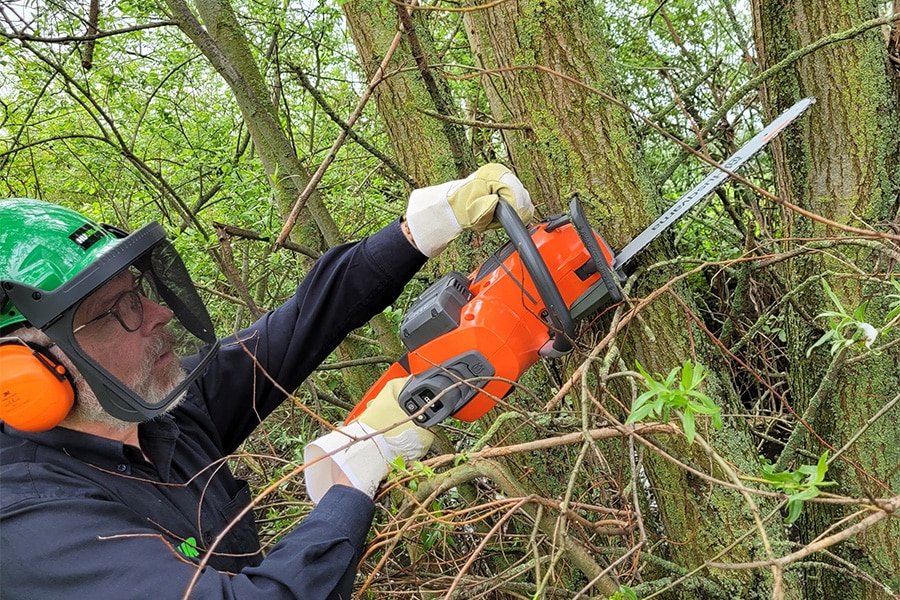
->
[[494, 200, 576, 356], [568, 196, 623, 304]]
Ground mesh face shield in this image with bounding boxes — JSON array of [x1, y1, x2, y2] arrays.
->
[[3, 221, 220, 422]]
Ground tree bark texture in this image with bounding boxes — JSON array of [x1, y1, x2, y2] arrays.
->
[[342, 0, 475, 188], [457, 0, 792, 595], [461, 0, 656, 233], [751, 0, 900, 597]]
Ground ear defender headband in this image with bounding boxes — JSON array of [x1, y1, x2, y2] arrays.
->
[[0, 339, 75, 432]]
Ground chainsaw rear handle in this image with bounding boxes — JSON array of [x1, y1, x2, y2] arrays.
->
[[494, 200, 576, 355]]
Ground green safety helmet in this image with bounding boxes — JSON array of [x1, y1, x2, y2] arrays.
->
[[0, 198, 220, 422]]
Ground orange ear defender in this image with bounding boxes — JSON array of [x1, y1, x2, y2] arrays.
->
[[0, 340, 75, 432]]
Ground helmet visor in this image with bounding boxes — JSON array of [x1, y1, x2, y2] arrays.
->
[[5, 222, 219, 422]]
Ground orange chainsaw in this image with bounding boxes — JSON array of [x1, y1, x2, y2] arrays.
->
[[346, 98, 815, 428]]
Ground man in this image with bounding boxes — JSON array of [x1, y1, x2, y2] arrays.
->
[[0, 164, 533, 599]]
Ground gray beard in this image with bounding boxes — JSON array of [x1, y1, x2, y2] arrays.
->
[[64, 331, 187, 431], [66, 376, 186, 432]]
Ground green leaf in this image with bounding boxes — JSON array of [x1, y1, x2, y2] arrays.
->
[[681, 360, 694, 389], [630, 389, 656, 414], [682, 410, 696, 444], [634, 360, 652, 379], [628, 360, 721, 442], [785, 498, 804, 524], [685, 400, 720, 415], [761, 471, 797, 485], [822, 279, 843, 312], [759, 452, 834, 523], [884, 278, 900, 321], [611, 585, 639, 600], [790, 486, 821, 504], [626, 402, 658, 424], [812, 451, 830, 485]]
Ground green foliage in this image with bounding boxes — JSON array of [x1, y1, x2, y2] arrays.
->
[[382, 305, 404, 329], [386, 458, 454, 553], [626, 360, 722, 444], [610, 585, 639, 600], [759, 452, 836, 524], [807, 280, 878, 356], [389, 456, 436, 493], [418, 499, 456, 554], [885, 277, 900, 324]]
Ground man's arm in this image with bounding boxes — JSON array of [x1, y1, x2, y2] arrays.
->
[[187, 164, 534, 454], [0, 483, 374, 600], [187, 220, 427, 454]]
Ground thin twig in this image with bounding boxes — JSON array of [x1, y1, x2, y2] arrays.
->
[[274, 30, 405, 248], [707, 496, 900, 571]]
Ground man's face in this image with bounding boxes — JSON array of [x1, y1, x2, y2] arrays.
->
[[72, 269, 185, 408]]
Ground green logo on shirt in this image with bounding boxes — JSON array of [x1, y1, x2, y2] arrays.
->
[[177, 537, 200, 558]]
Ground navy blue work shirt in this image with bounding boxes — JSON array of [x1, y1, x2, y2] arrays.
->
[[0, 220, 427, 599]]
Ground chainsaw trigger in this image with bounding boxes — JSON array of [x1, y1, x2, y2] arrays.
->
[[539, 339, 570, 358]]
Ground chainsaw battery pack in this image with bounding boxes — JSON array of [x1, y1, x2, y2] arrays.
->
[[400, 271, 473, 351]]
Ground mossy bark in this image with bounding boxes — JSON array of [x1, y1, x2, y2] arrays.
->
[[461, 0, 792, 595], [342, 0, 475, 187], [751, 0, 900, 597]]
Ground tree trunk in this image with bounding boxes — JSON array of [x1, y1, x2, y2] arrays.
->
[[342, 0, 476, 186], [462, 0, 656, 230], [462, 0, 791, 596], [342, 0, 503, 285], [751, 0, 900, 597], [168, 0, 404, 393]]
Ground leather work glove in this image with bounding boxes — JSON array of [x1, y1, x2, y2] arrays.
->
[[405, 163, 534, 257], [303, 377, 434, 503]]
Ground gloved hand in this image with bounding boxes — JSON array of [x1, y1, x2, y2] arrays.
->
[[303, 377, 434, 503], [405, 163, 534, 257]]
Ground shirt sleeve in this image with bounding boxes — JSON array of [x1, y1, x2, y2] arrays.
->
[[0, 482, 375, 600], [186, 220, 427, 454]]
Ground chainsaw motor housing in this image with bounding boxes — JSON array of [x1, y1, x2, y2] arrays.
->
[[400, 271, 473, 352]]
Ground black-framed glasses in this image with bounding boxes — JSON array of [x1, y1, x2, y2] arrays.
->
[[73, 273, 155, 334]]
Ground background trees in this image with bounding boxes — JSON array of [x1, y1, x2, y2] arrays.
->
[[2, 0, 898, 598]]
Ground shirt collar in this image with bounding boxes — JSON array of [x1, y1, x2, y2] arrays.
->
[[2, 415, 179, 480]]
